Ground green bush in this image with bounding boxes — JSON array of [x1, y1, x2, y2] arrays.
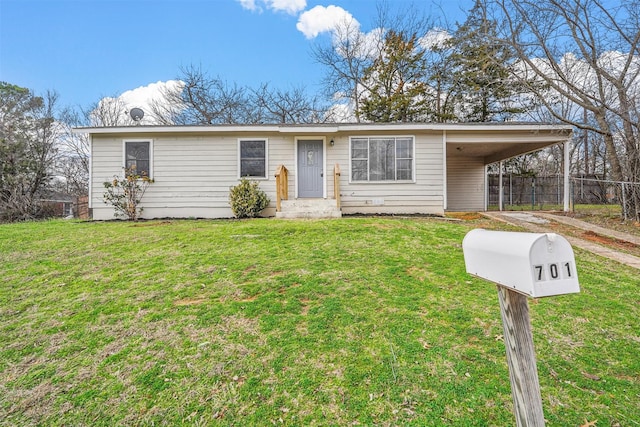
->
[[103, 166, 153, 221], [229, 178, 270, 218]]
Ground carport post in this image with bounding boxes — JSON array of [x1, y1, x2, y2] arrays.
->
[[564, 141, 570, 212], [499, 161, 504, 211], [497, 287, 545, 427]]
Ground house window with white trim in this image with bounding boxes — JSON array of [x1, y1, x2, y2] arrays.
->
[[239, 139, 268, 179], [124, 140, 152, 177], [351, 136, 414, 182]]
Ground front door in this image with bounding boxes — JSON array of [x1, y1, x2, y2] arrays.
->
[[298, 140, 323, 198]]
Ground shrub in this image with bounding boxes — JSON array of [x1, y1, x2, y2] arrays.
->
[[229, 178, 270, 218], [103, 166, 153, 221]]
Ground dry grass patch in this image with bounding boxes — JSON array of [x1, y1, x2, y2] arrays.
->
[[173, 298, 207, 306], [446, 212, 483, 220]]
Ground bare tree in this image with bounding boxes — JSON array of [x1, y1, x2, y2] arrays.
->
[[148, 83, 186, 125], [86, 95, 136, 126], [0, 83, 61, 221], [150, 66, 329, 125], [154, 65, 254, 125], [485, 0, 640, 219], [56, 107, 90, 197], [251, 83, 327, 124], [372, 1, 436, 49], [52, 96, 130, 200]]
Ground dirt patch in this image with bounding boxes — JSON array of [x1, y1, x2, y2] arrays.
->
[[299, 298, 312, 316], [243, 265, 256, 274], [560, 212, 640, 238], [515, 214, 640, 257], [4, 380, 58, 421], [406, 266, 431, 282], [446, 212, 483, 221], [173, 298, 207, 306], [581, 231, 639, 251]]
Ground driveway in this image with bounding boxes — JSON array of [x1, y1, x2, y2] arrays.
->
[[482, 211, 640, 270]]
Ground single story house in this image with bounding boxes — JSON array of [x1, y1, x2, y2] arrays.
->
[[74, 123, 573, 220]]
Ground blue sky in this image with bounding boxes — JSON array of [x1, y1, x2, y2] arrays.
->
[[0, 0, 471, 109]]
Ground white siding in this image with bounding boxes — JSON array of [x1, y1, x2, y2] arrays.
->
[[91, 133, 295, 220], [446, 156, 485, 211], [328, 133, 444, 216], [90, 131, 446, 219]]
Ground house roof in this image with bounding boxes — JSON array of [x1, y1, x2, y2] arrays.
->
[[74, 122, 573, 165], [73, 122, 572, 134]]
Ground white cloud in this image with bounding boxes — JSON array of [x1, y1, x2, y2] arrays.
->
[[297, 5, 357, 39], [419, 28, 450, 50], [325, 101, 356, 123], [269, 0, 306, 15], [94, 80, 185, 125], [236, 0, 306, 15], [356, 27, 384, 59], [118, 80, 183, 113], [237, 0, 259, 12]]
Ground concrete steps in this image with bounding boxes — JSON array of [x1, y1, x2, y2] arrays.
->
[[276, 199, 342, 219]]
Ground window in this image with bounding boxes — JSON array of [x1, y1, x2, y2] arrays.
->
[[124, 140, 152, 177], [239, 139, 267, 178], [350, 136, 414, 182]]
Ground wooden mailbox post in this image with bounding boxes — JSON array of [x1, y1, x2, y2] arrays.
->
[[462, 229, 580, 427]]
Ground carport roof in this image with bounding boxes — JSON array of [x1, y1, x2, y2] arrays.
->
[[443, 126, 572, 164]]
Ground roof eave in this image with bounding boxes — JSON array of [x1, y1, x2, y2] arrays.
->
[[72, 122, 574, 135]]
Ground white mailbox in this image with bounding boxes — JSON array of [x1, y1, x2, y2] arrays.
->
[[462, 229, 580, 298]]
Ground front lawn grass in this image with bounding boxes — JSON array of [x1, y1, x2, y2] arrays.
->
[[1, 218, 638, 426]]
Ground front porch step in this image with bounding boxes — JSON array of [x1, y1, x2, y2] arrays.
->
[[276, 199, 342, 219]]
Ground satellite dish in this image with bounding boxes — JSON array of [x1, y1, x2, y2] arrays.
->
[[129, 107, 145, 122]]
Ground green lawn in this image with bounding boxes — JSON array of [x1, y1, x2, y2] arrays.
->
[[1, 218, 638, 426]]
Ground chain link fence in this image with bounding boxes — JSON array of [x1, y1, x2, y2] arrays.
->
[[488, 174, 565, 209], [487, 174, 640, 219]]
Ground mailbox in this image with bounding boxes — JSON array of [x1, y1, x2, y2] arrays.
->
[[462, 229, 580, 298]]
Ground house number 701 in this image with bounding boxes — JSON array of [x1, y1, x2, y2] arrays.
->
[[533, 262, 573, 282]]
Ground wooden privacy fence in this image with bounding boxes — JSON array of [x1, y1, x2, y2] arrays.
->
[[76, 196, 89, 219]]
